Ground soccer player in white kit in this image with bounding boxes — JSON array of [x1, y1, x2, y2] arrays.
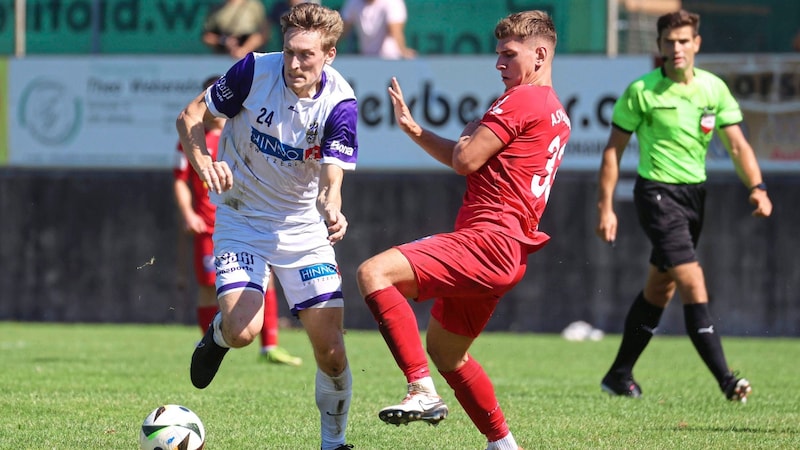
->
[[175, 4, 357, 449]]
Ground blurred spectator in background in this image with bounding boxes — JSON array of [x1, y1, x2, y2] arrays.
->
[[267, 0, 321, 52], [174, 75, 302, 367], [269, 0, 320, 25], [793, 29, 800, 51], [341, 0, 416, 59], [202, 0, 271, 59]]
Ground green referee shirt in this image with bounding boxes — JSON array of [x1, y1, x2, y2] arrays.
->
[[612, 67, 743, 184]]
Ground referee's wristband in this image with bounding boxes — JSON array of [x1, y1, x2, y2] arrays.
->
[[750, 182, 767, 192]]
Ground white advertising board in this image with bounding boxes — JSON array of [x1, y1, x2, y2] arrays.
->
[[13, 54, 797, 172], [8, 56, 233, 168], [697, 54, 800, 173], [6, 54, 650, 171]]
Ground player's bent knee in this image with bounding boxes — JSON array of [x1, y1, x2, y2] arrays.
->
[[427, 346, 467, 373], [223, 326, 259, 349], [357, 259, 393, 295], [355, 260, 376, 291]]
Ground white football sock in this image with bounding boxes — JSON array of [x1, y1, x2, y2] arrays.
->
[[409, 376, 438, 396], [211, 312, 231, 348], [487, 432, 518, 450], [317, 365, 352, 450]]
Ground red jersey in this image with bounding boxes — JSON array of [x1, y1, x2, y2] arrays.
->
[[173, 129, 221, 230], [455, 84, 571, 248]]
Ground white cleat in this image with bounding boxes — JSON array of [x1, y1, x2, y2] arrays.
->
[[379, 390, 448, 426]]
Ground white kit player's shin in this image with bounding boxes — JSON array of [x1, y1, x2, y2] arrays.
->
[[316, 365, 352, 450]]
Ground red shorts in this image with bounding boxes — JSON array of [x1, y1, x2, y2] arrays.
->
[[396, 228, 529, 338], [193, 232, 216, 286]]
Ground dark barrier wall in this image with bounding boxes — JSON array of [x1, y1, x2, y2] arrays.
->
[[1, 169, 797, 335]]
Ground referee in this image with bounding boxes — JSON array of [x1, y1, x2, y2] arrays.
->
[[595, 9, 772, 403]]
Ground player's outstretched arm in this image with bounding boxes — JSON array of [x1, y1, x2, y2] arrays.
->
[[173, 179, 207, 234], [595, 127, 631, 244], [719, 124, 772, 218], [388, 77, 457, 168], [176, 92, 233, 194], [318, 164, 348, 245], [452, 121, 504, 176]]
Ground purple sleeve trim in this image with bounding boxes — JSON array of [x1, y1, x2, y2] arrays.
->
[[208, 53, 256, 118], [321, 99, 358, 166]]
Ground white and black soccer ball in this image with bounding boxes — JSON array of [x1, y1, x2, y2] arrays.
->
[[139, 404, 205, 450]]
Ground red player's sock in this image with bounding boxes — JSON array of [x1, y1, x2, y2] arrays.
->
[[440, 357, 509, 441], [197, 305, 218, 334], [261, 287, 279, 349], [365, 286, 430, 382]]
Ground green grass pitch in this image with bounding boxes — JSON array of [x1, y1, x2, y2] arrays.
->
[[1, 322, 798, 449]]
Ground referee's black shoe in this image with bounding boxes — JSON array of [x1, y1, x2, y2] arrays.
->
[[601, 372, 642, 398], [190, 323, 229, 389], [722, 373, 752, 403]]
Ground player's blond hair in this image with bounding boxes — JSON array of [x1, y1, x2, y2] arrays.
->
[[494, 10, 557, 47], [280, 3, 344, 51]]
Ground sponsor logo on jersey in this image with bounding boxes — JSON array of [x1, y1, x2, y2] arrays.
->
[[215, 251, 256, 276], [700, 108, 716, 134], [215, 251, 255, 267], [217, 266, 253, 275], [490, 95, 510, 115], [250, 127, 304, 161], [299, 263, 339, 282], [304, 146, 322, 160], [214, 76, 234, 102], [306, 121, 319, 144], [330, 140, 354, 156]]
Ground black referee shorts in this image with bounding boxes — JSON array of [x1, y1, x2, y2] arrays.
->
[[633, 175, 706, 271]]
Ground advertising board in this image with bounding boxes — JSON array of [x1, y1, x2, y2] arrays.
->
[[6, 54, 649, 170], [5, 54, 799, 172]]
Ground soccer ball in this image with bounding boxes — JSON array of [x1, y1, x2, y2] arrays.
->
[[139, 404, 205, 450]]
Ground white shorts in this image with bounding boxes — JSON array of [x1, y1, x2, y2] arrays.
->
[[213, 209, 344, 317]]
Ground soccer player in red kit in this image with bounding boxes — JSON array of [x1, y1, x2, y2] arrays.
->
[[356, 10, 570, 450], [174, 76, 302, 367]]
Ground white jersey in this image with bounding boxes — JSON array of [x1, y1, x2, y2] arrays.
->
[[205, 52, 358, 224]]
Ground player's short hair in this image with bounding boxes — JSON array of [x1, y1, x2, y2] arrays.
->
[[495, 10, 557, 47], [280, 3, 344, 51], [657, 10, 700, 39]]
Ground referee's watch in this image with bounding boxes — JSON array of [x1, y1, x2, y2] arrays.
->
[[750, 182, 767, 192]]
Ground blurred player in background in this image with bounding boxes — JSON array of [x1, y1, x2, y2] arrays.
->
[[340, 0, 416, 59], [202, 0, 271, 59], [357, 10, 569, 450], [595, 9, 772, 403], [176, 4, 357, 449], [174, 75, 302, 367]]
